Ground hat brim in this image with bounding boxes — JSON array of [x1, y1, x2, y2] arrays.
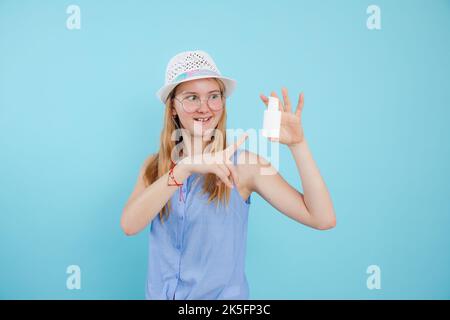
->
[[156, 75, 237, 105]]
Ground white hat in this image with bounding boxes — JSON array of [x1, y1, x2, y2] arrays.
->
[[156, 50, 237, 104]]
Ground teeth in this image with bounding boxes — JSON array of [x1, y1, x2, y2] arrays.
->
[[194, 117, 211, 122]]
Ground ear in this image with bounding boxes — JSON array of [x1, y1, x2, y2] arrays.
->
[[171, 107, 177, 116]]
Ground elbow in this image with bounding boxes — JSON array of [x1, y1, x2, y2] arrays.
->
[[120, 214, 137, 236], [314, 216, 337, 231], [122, 228, 136, 237]]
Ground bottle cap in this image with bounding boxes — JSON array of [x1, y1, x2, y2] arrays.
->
[[268, 97, 279, 112]]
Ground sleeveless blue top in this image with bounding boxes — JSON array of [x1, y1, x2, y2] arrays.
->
[[145, 149, 251, 300]]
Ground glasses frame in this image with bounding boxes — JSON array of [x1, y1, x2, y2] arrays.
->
[[172, 92, 225, 113]]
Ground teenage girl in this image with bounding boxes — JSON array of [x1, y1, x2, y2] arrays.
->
[[121, 50, 336, 300]]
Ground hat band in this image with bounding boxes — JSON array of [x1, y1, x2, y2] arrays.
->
[[172, 69, 220, 83]]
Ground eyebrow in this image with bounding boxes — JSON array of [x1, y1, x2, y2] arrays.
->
[[180, 90, 221, 95]]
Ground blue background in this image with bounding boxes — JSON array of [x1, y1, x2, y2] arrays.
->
[[1, 0, 449, 299]]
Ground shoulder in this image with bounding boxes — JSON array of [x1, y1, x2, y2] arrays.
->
[[236, 150, 270, 165], [235, 150, 272, 190], [236, 149, 271, 169]]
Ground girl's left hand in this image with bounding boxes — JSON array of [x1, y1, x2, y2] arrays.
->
[[260, 88, 305, 147]]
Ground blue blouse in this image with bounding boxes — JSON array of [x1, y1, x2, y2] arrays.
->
[[145, 148, 251, 300]]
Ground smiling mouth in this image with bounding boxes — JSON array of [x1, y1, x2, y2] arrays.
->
[[193, 116, 212, 124]]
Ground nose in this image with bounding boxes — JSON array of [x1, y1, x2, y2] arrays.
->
[[197, 98, 210, 112]]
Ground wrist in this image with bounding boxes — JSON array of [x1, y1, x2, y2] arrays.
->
[[174, 160, 192, 181], [288, 138, 307, 151]]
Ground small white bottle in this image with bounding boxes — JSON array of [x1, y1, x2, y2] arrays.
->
[[262, 96, 281, 139]]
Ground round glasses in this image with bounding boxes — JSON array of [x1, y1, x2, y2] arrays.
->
[[173, 93, 224, 113]]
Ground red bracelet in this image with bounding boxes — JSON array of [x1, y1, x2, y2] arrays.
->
[[167, 161, 183, 187], [168, 160, 185, 203]]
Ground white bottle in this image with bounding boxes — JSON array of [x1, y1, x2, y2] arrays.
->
[[262, 96, 281, 139]]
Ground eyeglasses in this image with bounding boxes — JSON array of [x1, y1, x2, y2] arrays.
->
[[173, 93, 224, 113]]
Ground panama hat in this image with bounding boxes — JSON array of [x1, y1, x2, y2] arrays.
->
[[156, 50, 237, 104]]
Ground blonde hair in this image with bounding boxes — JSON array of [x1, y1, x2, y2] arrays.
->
[[144, 78, 231, 224]]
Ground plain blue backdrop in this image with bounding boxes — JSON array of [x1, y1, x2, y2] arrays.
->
[[1, 0, 449, 299]]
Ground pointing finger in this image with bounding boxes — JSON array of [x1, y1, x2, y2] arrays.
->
[[225, 132, 249, 158]]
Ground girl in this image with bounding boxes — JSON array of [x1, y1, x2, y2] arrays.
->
[[121, 50, 336, 300]]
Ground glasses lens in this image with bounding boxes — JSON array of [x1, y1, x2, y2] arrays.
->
[[179, 94, 224, 112], [182, 96, 200, 112], [208, 94, 223, 110]]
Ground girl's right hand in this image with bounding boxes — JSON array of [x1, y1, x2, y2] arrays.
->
[[178, 133, 249, 188]]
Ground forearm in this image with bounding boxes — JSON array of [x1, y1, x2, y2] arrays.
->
[[121, 164, 190, 235], [288, 139, 336, 227]]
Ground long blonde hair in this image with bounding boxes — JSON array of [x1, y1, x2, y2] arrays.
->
[[144, 78, 231, 223]]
